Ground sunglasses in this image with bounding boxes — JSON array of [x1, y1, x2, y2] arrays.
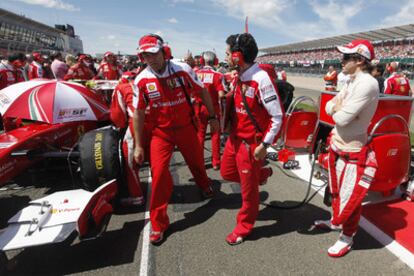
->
[[341, 54, 365, 62]]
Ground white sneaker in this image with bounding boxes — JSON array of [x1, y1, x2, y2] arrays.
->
[[314, 219, 342, 231], [120, 196, 144, 206], [328, 233, 353, 257]]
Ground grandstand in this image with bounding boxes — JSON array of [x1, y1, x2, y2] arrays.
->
[[258, 24, 414, 67], [0, 8, 83, 56]]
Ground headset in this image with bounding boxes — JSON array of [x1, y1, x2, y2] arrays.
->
[[138, 34, 172, 62], [387, 64, 395, 73], [231, 34, 245, 67], [200, 51, 219, 67]]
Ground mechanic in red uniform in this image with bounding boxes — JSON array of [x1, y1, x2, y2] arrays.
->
[[95, 51, 123, 80], [324, 66, 338, 91], [194, 51, 225, 170], [384, 61, 412, 96], [0, 53, 26, 89], [277, 68, 287, 81], [28, 52, 45, 80], [133, 34, 219, 244], [64, 54, 95, 81], [221, 33, 284, 245], [110, 71, 147, 206]]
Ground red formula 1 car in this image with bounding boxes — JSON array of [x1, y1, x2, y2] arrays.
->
[[0, 80, 125, 264], [0, 79, 112, 187]]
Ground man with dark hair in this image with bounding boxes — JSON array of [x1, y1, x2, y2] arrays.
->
[[0, 53, 26, 89], [221, 33, 283, 245], [314, 40, 379, 257], [133, 34, 219, 244], [370, 64, 385, 94], [193, 55, 202, 71]]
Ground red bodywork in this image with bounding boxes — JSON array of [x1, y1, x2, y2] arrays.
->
[[0, 120, 105, 186], [315, 91, 413, 193]]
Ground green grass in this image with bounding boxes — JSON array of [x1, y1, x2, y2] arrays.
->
[[293, 102, 318, 112]]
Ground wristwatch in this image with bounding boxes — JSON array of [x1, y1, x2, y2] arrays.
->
[[261, 142, 271, 149]]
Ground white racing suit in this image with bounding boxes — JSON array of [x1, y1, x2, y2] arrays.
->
[[328, 143, 378, 236]]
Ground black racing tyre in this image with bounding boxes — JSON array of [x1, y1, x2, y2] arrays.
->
[[79, 127, 121, 191]]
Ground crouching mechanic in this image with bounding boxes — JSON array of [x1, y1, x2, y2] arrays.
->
[[110, 71, 147, 206], [194, 51, 226, 170], [221, 33, 283, 245], [133, 34, 219, 244], [314, 40, 379, 257]]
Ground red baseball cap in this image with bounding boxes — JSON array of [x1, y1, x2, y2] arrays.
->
[[32, 52, 41, 60], [337, 39, 375, 61], [104, 51, 115, 57], [138, 35, 163, 54], [78, 54, 88, 61]]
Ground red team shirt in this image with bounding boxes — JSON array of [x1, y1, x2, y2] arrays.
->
[[64, 63, 95, 81], [96, 62, 123, 80], [384, 73, 411, 96], [134, 60, 204, 129], [0, 62, 25, 89], [231, 64, 284, 144], [110, 82, 136, 129], [195, 66, 225, 109], [28, 61, 43, 79]]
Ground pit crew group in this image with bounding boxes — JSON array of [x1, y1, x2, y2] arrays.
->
[[0, 33, 386, 258]]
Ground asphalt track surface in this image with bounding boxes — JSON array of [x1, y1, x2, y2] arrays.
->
[[0, 87, 413, 275]]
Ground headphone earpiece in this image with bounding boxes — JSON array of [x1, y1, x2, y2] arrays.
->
[[163, 45, 172, 60], [231, 34, 245, 67], [231, 51, 245, 67], [387, 65, 394, 73]]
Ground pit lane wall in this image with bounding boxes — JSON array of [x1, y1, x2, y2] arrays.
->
[[288, 73, 414, 132], [287, 73, 414, 92]]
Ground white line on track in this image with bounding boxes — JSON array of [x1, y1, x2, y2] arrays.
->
[[139, 170, 152, 276], [139, 153, 180, 276], [279, 151, 414, 270]]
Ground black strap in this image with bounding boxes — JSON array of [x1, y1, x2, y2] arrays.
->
[[238, 81, 262, 133], [169, 62, 194, 113]]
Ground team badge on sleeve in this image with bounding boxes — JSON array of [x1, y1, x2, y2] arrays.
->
[[146, 82, 158, 92]]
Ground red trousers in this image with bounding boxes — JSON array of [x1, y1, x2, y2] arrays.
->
[[220, 135, 272, 237], [328, 143, 377, 236], [122, 127, 144, 198], [150, 124, 211, 232], [195, 103, 221, 167]]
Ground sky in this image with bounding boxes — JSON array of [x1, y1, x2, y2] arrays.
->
[[1, 0, 414, 60]]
